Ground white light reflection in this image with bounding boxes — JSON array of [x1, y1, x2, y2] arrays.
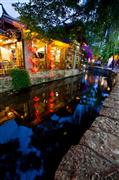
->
[[55, 92, 59, 97]]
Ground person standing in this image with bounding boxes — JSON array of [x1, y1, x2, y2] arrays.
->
[[111, 55, 115, 69], [107, 55, 113, 68]]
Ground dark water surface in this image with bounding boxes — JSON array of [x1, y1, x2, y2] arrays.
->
[[0, 71, 115, 180]]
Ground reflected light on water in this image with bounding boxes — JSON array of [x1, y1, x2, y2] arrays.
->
[[84, 73, 88, 80], [101, 77, 104, 86], [0, 71, 116, 179]]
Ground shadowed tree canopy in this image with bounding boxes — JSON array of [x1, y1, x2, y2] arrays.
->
[[13, 0, 119, 57], [12, 0, 87, 41], [84, 0, 119, 40], [13, 0, 84, 30]]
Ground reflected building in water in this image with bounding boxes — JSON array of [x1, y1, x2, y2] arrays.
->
[[0, 72, 115, 179], [0, 73, 112, 126]]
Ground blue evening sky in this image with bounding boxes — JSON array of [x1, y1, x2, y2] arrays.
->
[[0, 0, 85, 18], [0, 0, 29, 18]]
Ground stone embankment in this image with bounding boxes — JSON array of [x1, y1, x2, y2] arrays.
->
[[0, 69, 79, 94], [55, 74, 119, 180]]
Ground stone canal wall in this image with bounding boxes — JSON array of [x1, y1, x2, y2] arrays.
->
[[55, 74, 119, 179], [0, 69, 80, 94]]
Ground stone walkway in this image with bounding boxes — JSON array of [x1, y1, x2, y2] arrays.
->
[[55, 74, 119, 180]]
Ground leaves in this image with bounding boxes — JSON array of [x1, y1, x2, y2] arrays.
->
[[12, 0, 119, 61], [9, 69, 31, 90]]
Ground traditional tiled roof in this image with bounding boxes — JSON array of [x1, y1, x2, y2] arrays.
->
[[0, 29, 5, 34], [0, 3, 26, 31]]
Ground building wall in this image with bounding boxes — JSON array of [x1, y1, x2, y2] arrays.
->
[[23, 40, 33, 72]]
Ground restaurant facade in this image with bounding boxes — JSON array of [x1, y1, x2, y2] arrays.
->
[[0, 4, 81, 76]]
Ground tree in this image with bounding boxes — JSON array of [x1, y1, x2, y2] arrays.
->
[[83, 0, 119, 60], [13, 0, 119, 59], [12, 1, 84, 31], [12, 0, 87, 41]]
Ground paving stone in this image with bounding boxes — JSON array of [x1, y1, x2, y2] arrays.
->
[[55, 118, 119, 179], [80, 128, 119, 166], [55, 72, 119, 180], [100, 107, 119, 120], [112, 87, 119, 92], [103, 98, 119, 108], [55, 145, 116, 180], [108, 95, 119, 101], [110, 90, 119, 94], [92, 116, 119, 136]]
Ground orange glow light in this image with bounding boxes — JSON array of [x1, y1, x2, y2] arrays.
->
[[49, 103, 54, 108], [49, 98, 54, 103]]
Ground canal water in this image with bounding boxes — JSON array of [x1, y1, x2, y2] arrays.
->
[[0, 70, 115, 180]]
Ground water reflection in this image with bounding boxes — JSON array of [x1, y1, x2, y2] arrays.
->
[[0, 72, 115, 179]]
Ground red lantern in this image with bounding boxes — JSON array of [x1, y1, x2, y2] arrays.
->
[[33, 96, 40, 102]]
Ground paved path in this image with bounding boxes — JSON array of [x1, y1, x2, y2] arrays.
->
[[55, 74, 119, 179]]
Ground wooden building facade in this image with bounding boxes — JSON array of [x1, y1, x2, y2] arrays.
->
[[0, 4, 80, 76]]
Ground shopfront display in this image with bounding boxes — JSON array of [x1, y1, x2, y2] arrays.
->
[[26, 39, 70, 72], [0, 37, 23, 74], [31, 39, 46, 71], [47, 40, 69, 70], [0, 4, 24, 75]]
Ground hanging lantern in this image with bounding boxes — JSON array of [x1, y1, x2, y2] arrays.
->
[[33, 96, 40, 102]]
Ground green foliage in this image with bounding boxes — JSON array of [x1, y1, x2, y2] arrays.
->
[[13, 0, 119, 35], [84, 0, 119, 61], [12, 0, 86, 36], [12, 1, 86, 43], [9, 68, 31, 91], [12, 0, 119, 60], [46, 20, 85, 42], [90, 29, 119, 62]]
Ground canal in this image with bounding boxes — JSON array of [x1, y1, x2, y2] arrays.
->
[[0, 70, 116, 179]]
